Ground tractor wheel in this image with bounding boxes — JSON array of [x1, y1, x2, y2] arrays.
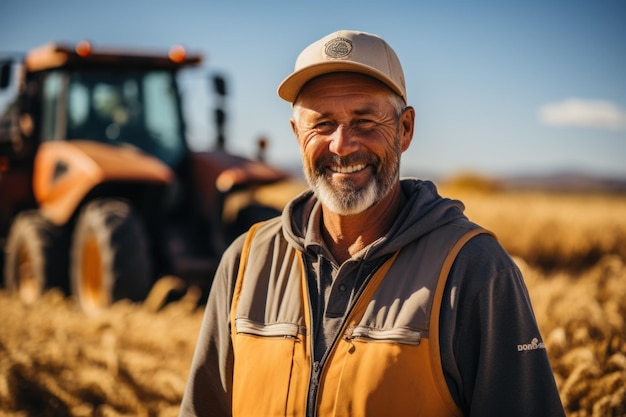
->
[[3, 210, 69, 304], [70, 199, 152, 314]]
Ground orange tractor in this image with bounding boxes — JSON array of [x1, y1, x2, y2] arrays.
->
[[0, 41, 288, 313]]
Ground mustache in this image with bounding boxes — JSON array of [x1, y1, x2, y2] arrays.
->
[[314, 152, 379, 173]]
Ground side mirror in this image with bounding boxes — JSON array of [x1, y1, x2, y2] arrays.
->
[[212, 75, 228, 149], [213, 75, 227, 97]]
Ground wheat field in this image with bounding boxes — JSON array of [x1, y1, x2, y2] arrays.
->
[[0, 181, 625, 416]]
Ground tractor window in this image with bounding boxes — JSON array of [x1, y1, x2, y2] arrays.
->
[[66, 70, 186, 167], [68, 82, 89, 126], [143, 72, 183, 163], [41, 71, 65, 141], [0, 62, 19, 150]]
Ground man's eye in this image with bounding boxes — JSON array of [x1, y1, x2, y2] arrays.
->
[[315, 122, 334, 131], [355, 119, 376, 129]]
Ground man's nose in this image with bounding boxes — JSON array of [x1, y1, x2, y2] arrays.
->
[[328, 125, 359, 156]]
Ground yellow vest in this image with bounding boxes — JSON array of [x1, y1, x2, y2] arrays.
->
[[230, 219, 490, 417]]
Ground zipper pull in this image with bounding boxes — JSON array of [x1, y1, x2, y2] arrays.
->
[[343, 325, 355, 341]]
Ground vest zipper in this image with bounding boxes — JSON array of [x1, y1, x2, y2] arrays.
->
[[309, 303, 364, 417], [345, 326, 422, 345], [303, 252, 319, 417], [305, 255, 391, 417], [307, 361, 321, 417]]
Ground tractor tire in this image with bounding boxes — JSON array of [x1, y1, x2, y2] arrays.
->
[[3, 210, 69, 304], [70, 199, 152, 314]]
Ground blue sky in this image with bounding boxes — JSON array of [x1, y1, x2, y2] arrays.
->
[[1, 0, 625, 179]]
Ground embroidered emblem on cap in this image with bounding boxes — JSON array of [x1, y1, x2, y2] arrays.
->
[[324, 37, 353, 59]]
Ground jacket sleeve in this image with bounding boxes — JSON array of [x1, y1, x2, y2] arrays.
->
[[178, 235, 246, 417], [439, 234, 565, 417]]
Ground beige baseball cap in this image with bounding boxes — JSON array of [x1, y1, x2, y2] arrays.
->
[[278, 30, 407, 103]]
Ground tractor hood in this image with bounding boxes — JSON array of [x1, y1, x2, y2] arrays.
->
[[190, 150, 289, 193], [34, 140, 173, 225], [188, 150, 289, 223]]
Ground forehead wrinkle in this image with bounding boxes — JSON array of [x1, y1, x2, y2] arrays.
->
[[301, 103, 383, 118], [353, 105, 383, 116]]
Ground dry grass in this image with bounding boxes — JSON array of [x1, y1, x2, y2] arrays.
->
[[0, 289, 205, 417], [0, 181, 625, 416]]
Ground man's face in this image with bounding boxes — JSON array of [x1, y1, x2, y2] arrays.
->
[[291, 73, 412, 215]]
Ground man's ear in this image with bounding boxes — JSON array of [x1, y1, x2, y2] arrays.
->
[[399, 106, 415, 153], [290, 118, 298, 136]]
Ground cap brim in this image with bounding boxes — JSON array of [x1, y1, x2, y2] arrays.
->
[[278, 61, 405, 103]]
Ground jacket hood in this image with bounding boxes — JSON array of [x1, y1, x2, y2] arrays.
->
[[281, 178, 468, 261]]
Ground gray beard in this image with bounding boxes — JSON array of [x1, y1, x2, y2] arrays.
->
[[308, 173, 381, 215], [303, 152, 400, 216]]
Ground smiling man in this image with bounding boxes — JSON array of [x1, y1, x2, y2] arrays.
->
[[179, 30, 565, 417]]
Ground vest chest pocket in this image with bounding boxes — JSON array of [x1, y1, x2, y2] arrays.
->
[[232, 318, 309, 417], [318, 326, 430, 417]]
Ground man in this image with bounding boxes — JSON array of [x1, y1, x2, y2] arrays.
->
[[179, 30, 565, 417]]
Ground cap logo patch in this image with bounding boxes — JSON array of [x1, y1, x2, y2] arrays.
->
[[324, 37, 353, 59]]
